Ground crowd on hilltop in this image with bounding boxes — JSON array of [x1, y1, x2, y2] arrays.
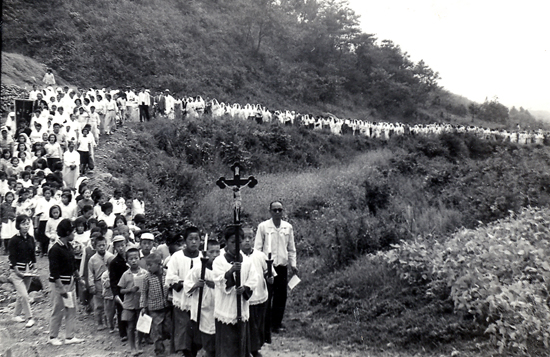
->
[[4, 80, 549, 152]]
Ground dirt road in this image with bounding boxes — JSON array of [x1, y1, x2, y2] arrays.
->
[[1, 256, 380, 357]]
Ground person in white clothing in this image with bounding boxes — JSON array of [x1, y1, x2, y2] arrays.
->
[[42, 69, 56, 85], [212, 226, 258, 357], [254, 201, 297, 333], [76, 125, 95, 174], [166, 227, 201, 353], [165, 90, 175, 120], [138, 88, 151, 122], [62, 141, 80, 190], [183, 239, 220, 357], [242, 228, 274, 356], [103, 94, 117, 135], [28, 85, 41, 101]]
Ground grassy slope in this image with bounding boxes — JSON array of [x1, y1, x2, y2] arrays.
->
[[1, 52, 70, 87], [90, 117, 549, 355]]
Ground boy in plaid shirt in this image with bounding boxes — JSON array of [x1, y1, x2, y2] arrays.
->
[[140, 252, 170, 355]]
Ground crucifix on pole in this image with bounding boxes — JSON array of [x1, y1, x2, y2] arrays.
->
[[216, 162, 257, 355]]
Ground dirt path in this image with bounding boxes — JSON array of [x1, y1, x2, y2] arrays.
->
[[1, 255, 383, 357]]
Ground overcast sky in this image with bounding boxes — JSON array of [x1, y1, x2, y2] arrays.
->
[[347, 0, 550, 112]]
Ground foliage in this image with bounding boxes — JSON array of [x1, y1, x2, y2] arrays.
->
[[2, 0, 441, 118], [294, 253, 483, 350], [378, 207, 550, 354], [478, 97, 509, 124]]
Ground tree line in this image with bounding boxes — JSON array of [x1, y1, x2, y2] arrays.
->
[[3, 0, 441, 118]]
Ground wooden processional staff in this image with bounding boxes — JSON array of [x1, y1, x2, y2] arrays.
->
[[215, 162, 257, 355]]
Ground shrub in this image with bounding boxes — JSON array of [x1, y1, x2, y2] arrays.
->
[[379, 207, 550, 354]]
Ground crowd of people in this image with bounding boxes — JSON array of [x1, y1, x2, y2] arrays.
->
[[3, 76, 547, 357], [5, 81, 548, 157], [4, 81, 300, 356], [7, 186, 296, 357]]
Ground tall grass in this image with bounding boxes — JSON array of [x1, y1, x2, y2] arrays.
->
[[191, 148, 395, 228]]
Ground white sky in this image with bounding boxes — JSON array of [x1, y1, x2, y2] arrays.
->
[[347, 0, 550, 112]]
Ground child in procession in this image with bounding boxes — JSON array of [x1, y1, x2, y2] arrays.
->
[[101, 267, 116, 333], [138, 232, 155, 269], [140, 252, 170, 356], [88, 235, 114, 330], [166, 226, 202, 354], [109, 235, 129, 341], [183, 239, 221, 357], [212, 226, 258, 357], [1, 191, 17, 254], [44, 205, 63, 248], [242, 228, 274, 357], [118, 247, 148, 356]]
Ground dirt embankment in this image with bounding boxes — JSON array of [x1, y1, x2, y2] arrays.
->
[[1, 52, 69, 88]]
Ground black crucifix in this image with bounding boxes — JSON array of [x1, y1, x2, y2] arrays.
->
[[216, 162, 257, 353]]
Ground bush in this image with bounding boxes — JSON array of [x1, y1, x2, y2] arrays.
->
[[379, 207, 550, 354]]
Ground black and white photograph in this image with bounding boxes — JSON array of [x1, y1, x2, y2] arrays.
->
[[1, 1, 549, 356]]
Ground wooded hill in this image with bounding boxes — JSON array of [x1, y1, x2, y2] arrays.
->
[[3, 0, 444, 119]]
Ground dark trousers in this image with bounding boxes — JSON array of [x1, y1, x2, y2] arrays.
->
[[172, 307, 190, 352], [139, 105, 150, 122], [250, 302, 267, 352], [115, 302, 128, 338], [268, 265, 288, 330], [36, 220, 48, 254]]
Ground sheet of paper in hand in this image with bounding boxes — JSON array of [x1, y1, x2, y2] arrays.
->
[[288, 275, 301, 291], [62, 291, 75, 308], [133, 273, 146, 291], [137, 313, 152, 334]]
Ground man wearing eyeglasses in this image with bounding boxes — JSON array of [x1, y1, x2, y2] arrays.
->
[[254, 201, 298, 336]]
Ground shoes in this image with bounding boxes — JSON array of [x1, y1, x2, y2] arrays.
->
[[25, 319, 35, 328], [48, 338, 63, 346], [109, 328, 116, 334], [65, 337, 85, 344], [12, 316, 25, 323], [121, 336, 128, 342], [97, 325, 106, 331]]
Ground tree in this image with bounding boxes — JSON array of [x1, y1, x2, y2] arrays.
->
[[478, 97, 509, 124], [468, 103, 480, 122]]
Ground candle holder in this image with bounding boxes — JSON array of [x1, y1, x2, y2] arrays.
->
[[196, 250, 210, 329], [266, 253, 273, 278]]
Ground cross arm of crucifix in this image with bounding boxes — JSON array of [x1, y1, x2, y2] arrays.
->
[[216, 162, 257, 190]]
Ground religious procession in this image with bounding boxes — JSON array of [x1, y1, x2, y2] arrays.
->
[[1, 71, 547, 357], [3, 75, 301, 357]]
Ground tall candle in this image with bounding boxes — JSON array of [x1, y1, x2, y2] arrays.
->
[[266, 233, 271, 254], [203, 233, 208, 251]]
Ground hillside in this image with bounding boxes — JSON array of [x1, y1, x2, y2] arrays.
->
[[2, 0, 444, 121], [4, 0, 549, 130], [1, 52, 69, 88], [89, 116, 550, 355]]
